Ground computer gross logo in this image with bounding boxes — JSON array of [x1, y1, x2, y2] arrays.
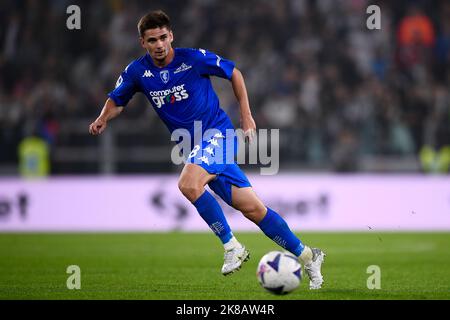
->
[[149, 84, 189, 109]]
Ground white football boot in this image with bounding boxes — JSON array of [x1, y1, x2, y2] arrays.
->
[[304, 248, 326, 289], [221, 246, 250, 276]]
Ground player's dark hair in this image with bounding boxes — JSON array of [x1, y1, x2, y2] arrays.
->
[[138, 10, 171, 37]]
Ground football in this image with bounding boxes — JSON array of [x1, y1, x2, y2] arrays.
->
[[256, 251, 302, 295]]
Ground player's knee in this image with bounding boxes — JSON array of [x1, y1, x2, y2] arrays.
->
[[178, 180, 203, 202], [240, 204, 266, 223]]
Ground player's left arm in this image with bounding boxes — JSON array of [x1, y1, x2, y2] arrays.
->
[[231, 68, 256, 142]]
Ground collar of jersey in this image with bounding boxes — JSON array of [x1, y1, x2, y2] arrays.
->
[[145, 48, 178, 70]]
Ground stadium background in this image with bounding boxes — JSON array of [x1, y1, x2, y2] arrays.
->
[[0, 0, 449, 299]]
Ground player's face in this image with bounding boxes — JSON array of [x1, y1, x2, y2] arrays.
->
[[141, 27, 174, 63]]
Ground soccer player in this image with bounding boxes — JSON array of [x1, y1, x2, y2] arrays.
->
[[89, 10, 325, 289]]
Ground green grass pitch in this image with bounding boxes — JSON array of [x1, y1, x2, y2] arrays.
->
[[0, 232, 449, 299]]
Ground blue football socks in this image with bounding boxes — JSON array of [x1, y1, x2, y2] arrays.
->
[[258, 207, 305, 256], [193, 190, 233, 244]]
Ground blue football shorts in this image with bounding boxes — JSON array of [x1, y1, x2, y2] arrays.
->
[[186, 133, 252, 206]]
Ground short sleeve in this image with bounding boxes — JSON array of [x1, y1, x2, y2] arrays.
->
[[107, 64, 139, 107], [194, 48, 235, 80]]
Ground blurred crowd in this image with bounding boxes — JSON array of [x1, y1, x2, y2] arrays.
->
[[0, 0, 449, 173]]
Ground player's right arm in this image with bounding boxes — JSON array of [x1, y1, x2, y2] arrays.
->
[[89, 62, 139, 135], [89, 98, 123, 135]]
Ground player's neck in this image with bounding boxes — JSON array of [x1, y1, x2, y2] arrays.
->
[[152, 48, 175, 68]]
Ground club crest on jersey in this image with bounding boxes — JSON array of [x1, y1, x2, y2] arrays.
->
[[160, 70, 170, 84]]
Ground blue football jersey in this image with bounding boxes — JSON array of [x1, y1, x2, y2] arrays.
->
[[108, 48, 236, 144]]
